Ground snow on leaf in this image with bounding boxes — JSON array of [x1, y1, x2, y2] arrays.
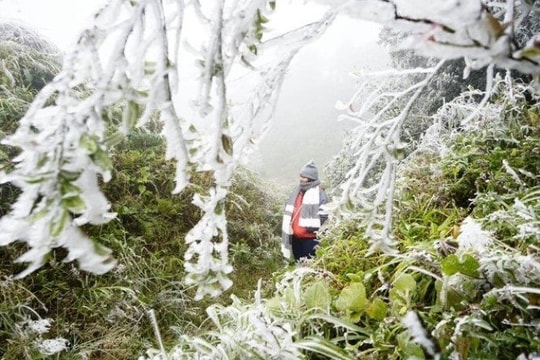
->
[[456, 216, 493, 253]]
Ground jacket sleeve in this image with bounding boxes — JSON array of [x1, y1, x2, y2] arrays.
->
[[318, 189, 329, 225]]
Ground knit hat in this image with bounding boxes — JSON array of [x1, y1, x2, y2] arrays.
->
[[300, 160, 318, 181]]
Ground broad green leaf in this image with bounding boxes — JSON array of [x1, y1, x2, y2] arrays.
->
[[346, 273, 364, 283], [366, 297, 387, 321], [441, 254, 480, 277], [91, 148, 113, 170], [397, 331, 425, 359], [303, 280, 331, 310], [390, 274, 416, 309], [393, 273, 416, 293], [138, 184, 146, 195], [335, 282, 368, 314], [60, 180, 80, 197]]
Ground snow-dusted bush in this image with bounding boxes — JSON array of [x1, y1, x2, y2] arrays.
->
[[140, 269, 366, 360]]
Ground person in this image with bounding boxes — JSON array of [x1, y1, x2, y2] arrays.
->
[[281, 160, 329, 261]]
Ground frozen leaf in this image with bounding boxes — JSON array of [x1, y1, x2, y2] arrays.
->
[[303, 281, 331, 310], [221, 134, 233, 156]]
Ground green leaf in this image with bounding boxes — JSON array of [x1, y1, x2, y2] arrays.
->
[[335, 282, 369, 314], [93, 241, 113, 257], [79, 134, 99, 154], [25, 177, 46, 184], [144, 61, 156, 75], [269, 1, 276, 10], [296, 336, 355, 360], [60, 170, 80, 181], [138, 184, 146, 195], [303, 281, 331, 310], [441, 254, 480, 277], [222, 134, 233, 156], [91, 148, 113, 170], [397, 331, 425, 359], [62, 195, 86, 213], [123, 100, 140, 130], [366, 297, 387, 321], [393, 273, 416, 293], [105, 131, 125, 147], [60, 180, 80, 197], [345, 273, 364, 283], [37, 154, 48, 168], [248, 44, 258, 55], [256, 9, 269, 24], [50, 210, 69, 237]]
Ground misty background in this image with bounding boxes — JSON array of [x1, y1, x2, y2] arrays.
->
[[249, 11, 391, 186]]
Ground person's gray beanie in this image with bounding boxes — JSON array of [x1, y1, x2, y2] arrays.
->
[[300, 160, 318, 181]]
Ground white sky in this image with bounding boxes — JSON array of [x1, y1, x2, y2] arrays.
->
[[0, 0, 107, 50]]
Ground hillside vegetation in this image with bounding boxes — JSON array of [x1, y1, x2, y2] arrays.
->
[[134, 74, 539, 360]]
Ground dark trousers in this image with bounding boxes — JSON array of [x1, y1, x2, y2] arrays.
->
[[292, 236, 318, 261]]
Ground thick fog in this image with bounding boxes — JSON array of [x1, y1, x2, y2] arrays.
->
[[251, 14, 391, 186]]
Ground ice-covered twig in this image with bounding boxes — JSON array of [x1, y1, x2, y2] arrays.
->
[[333, 60, 445, 254]]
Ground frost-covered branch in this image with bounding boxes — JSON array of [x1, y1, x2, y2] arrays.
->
[[178, 1, 338, 299], [0, 0, 177, 277], [326, 0, 539, 254], [342, 0, 540, 89], [332, 61, 445, 253]]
